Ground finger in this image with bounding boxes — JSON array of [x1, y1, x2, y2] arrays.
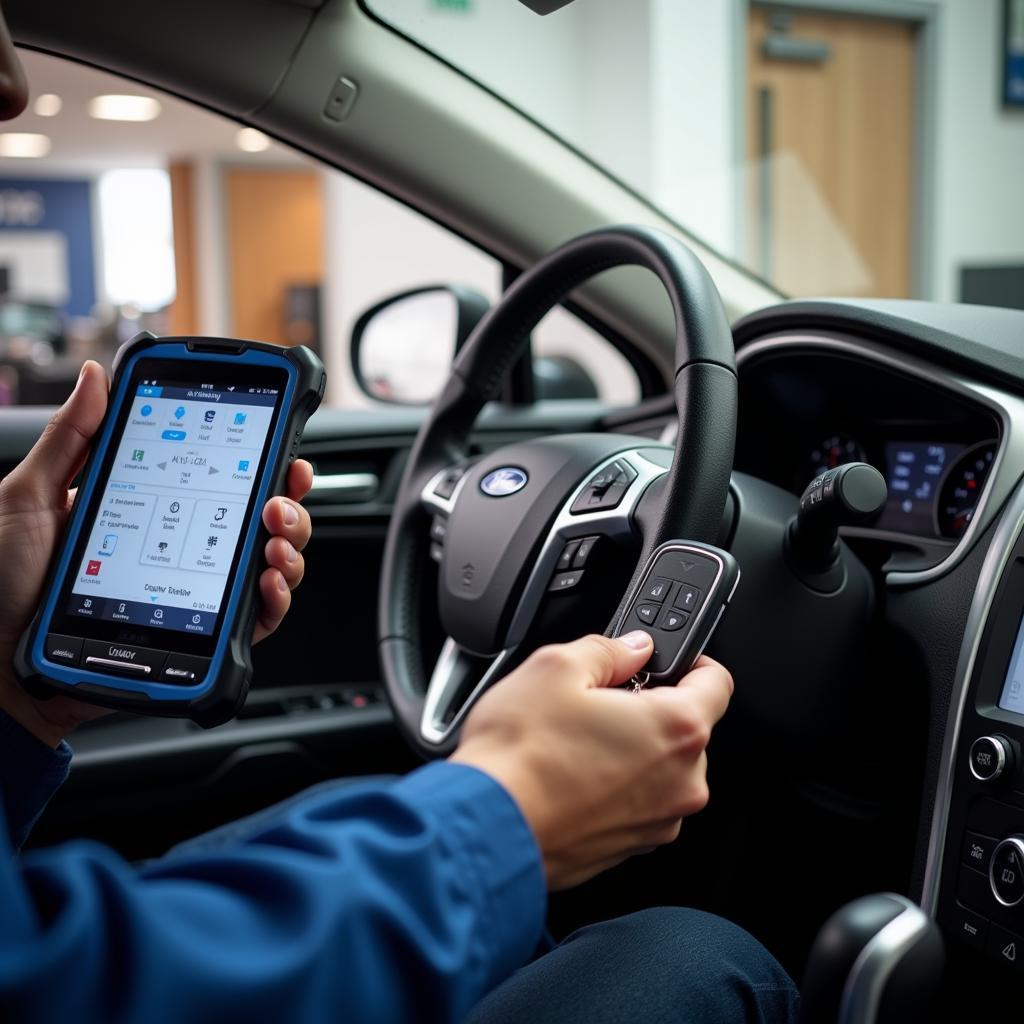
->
[[253, 566, 291, 643], [550, 631, 654, 690], [264, 534, 305, 589], [645, 657, 734, 728], [9, 361, 108, 508], [261, 495, 312, 553], [285, 459, 314, 502]]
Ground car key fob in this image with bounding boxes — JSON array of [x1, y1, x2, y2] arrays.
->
[[611, 540, 740, 687]]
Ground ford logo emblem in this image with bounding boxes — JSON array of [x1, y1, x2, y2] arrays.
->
[[480, 467, 528, 497]]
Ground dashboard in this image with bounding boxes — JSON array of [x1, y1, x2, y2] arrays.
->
[[734, 338, 1008, 573]]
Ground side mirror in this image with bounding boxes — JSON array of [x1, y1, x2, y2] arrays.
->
[[350, 285, 490, 405]]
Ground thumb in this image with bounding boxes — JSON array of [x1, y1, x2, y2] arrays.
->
[[12, 361, 108, 507], [561, 631, 654, 689]]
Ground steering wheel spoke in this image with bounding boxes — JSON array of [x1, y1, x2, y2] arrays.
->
[[421, 639, 515, 745]]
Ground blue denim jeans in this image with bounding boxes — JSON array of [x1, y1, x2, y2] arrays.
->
[[469, 907, 800, 1024]]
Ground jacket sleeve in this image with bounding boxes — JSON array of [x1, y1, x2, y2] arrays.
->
[[0, 712, 72, 851], [0, 761, 547, 1024]]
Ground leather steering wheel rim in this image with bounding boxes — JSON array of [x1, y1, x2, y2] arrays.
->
[[379, 225, 737, 757]]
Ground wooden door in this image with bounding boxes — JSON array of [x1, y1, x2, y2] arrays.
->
[[747, 6, 916, 297], [224, 168, 323, 345]]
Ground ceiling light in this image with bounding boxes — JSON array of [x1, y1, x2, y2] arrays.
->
[[0, 133, 51, 158], [33, 93, 62, 117], [88, 94, 162, 122], [236, 127, 271, 153]]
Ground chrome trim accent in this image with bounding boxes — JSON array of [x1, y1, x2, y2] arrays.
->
[[421, 465, 472, 517], [838, 895, 932, 1024], [308, 472, 380, 502], [420, 640, 513, 746], [417, 447, 671, 746], [989, 836, 1024, 907], [967, 735, 1007, 782], [921, 476, 1024, 916], [84, 656, 151, 675], [734, 332, 1024, 586]]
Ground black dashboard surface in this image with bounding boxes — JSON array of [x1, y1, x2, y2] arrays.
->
[[734, 299, 1024, 395]]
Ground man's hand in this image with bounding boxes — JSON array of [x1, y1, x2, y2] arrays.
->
[[452, 632, 733, 890], [0, 361, 314, 748]]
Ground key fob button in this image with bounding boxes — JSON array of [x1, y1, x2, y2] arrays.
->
[[659, 609, 688, 632], [643, 577, 672, 602], [634, 602, 660, 625], [673, 585, 702, 612]]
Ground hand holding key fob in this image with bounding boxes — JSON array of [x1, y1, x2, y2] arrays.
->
[[611, 540, 740, 686]]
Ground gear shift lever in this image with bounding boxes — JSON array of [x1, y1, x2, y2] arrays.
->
[[799, 894, 943, 1024]]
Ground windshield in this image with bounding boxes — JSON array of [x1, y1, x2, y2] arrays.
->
[[366, 0, 1024, 308]]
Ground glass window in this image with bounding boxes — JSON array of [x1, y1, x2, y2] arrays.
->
[[0, 49, 640, 408], [368, 0, 1024, 308]]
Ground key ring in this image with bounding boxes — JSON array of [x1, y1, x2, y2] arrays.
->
[[628, 671, 650, 693]]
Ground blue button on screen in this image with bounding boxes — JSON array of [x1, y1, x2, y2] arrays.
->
[[161, 430, 186, 441]]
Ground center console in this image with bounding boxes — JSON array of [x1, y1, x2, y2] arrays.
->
[[931, 480, 1024, 999]]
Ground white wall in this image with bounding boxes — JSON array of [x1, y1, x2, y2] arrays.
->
[[931, 0, 1024, 301]]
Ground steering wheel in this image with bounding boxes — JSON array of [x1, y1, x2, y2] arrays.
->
[[379, 225, 737, 758]]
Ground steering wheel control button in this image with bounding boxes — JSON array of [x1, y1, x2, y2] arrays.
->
[[83, 640, 167, 678], [429, 516, 448, 543], [969, 735, 1011, 782], [160, 655, 211, 685], [433, 467, 465, 501], [548, 570, 584, 593], [659, 609, 689, 632], [557, 539, 582, 571], [672, 584, 702, 613], [643, 577, 673, 602], [963, 831, 997, 873], [634, 602, 660, 625], [569, 459, 638, 514], [572, 535, 599, 568], [990, 836, 1024, 907], [44, 633, 83, 667]]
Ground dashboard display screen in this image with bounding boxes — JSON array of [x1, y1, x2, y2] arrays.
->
[[65, 376, 282, 637], [876, 442, 964, 536], [999, 613, 1024, 717]]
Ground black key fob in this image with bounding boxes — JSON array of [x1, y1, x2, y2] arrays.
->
[[611, 540, 740, 686]]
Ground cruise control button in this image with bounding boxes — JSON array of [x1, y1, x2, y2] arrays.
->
[[659, 609, 689, 632], [644, 577, 673, 602], [160, 654, 211, 685], [963, 831, 996, 873], [634, 602, 660, 625], [548, 570, 584, 592], [557, 539, 582, 571], [433, 467, 465, 500], [673, 585, 702, 613], [45, 633, 83, 666], [429, 516, 448, 543], [572, 536, 599, 568], [83, 640, 167, 678]]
